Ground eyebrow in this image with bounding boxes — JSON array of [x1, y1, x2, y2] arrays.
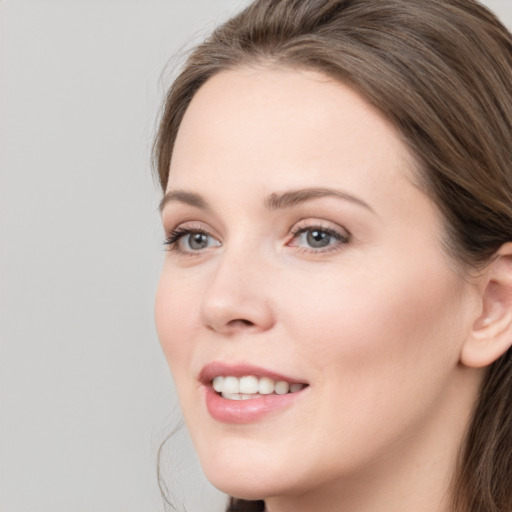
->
[[265, 187, 375, 213], [159, 190, 210, 213], [159, 187, 375, 214]]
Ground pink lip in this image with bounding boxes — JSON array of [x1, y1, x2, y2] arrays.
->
[[199, 362, 308, 424]]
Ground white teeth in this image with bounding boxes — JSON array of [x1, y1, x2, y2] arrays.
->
[[212, 375, 306, 399], [258, 376, 274, 395], [239, 375, 259, 394], [275, 381, 290, 395], [221, 392, 262, 400], [212, 376, 224, 392], [221, 392, 242, 400], [222, 376, 240, 394]]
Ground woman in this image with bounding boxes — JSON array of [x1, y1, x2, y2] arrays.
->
[[153, 1, 512, 511]]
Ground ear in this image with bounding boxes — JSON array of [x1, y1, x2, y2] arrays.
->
[[461, 242, 512, 368]]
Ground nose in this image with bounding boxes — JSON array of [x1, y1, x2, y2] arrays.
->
[[200, 248, 276, 336]]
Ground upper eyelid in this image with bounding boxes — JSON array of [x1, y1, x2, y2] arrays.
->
[[164, 218, 351, 246], [168, 225, 218, 241], [164, 220, 216, 236], [290, 226, 349, 242], [165, 219, 350, 235], [290, 219, 351, 236], [292, 226, 347, 239]]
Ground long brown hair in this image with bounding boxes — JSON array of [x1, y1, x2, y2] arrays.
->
[[154, 1, 512, 510]]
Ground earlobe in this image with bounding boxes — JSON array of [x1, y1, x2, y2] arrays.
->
[[461, 243, 512, 368]]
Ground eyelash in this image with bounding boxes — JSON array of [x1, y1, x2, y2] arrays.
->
[[163, 223, 351, 254], [287, 223, 350, 254], [164, 225, 214, 252]]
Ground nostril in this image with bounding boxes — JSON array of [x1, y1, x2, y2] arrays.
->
[[229, 319, 254, 327], [205, 318, 255, 332]]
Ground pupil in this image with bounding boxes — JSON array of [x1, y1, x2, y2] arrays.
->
[[307, 230, 330, 248], [189, 233, 208, 249]]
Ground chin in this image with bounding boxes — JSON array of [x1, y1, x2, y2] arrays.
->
[[205, 473, 277, 502], [198, 448, 298, 501]]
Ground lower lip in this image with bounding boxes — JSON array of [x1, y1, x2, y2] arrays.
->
[[204, 385, 305, 424]]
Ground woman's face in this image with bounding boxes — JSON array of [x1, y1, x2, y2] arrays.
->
[[155, 68, 481, 503]]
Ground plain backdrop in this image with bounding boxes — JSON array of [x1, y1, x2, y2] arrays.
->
[[1, 1, 511, 511]]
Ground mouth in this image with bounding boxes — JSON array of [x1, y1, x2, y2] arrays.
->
[[199, 362, 309, 418], [211, 375, 307, 400]]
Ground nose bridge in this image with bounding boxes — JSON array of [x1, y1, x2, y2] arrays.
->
[[200, 235, 275, 334]]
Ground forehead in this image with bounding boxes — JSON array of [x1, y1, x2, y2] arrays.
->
[[169, 66, 416, 192]]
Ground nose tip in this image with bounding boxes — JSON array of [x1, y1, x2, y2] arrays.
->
[[201, 295, 275, 335], [200, 262, 275, 335]]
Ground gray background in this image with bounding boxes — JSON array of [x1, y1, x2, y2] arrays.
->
[[1, 1, 510, 511]]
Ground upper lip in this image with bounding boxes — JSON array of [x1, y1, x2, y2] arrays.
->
[[199, 361, 308, 385]]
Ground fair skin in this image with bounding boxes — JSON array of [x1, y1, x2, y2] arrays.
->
[[155, 67, 497, 512]]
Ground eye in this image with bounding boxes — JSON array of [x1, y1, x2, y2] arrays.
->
[[300, 229, 335, 248], [288, 223, 350, 253], [164, 226, 221, 253]]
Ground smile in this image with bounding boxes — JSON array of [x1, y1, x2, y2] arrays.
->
[[212, 375, 306, 400], [200, 363, 309, 423]]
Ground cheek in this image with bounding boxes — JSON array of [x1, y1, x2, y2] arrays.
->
[[269, 260, 467, 475], [155, 268, 199, 379], [282, 256, 465, 406]]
